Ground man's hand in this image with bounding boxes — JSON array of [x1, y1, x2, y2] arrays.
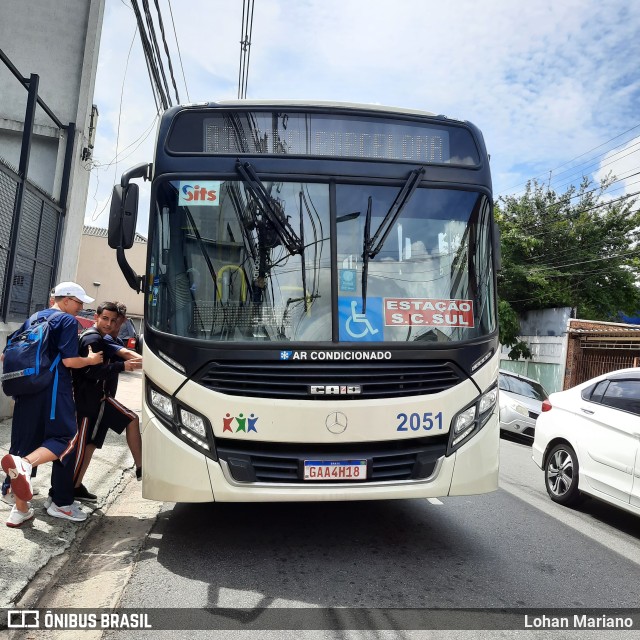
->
[[124, 359, 142, 371], [86, 345, 103, 365]]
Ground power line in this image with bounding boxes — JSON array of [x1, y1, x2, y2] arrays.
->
[[166, 0, 190, 102], [546, 142, 640, 194], [238, 0, 255, 99], [88, 25, 138, 221], [130, 0, 167, 110], [498, 187, 640, 241], [154, 0, 180, 104], [142, 0, 172, 107], [497, 122, 640, 197]]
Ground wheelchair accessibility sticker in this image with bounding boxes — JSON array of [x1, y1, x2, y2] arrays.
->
[[338, 296, 384, 342]]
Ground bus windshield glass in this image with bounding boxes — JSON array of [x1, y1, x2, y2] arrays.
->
[[148, 179, 496, 343]]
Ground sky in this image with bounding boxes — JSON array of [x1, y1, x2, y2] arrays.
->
[[85, 0, 640, 234]]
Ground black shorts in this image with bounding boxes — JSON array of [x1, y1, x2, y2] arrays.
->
[[80, 397, 138, 449]]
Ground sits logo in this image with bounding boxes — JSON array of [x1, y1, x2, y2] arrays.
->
[[223, 412, 258, 433], [178, 181, 221, 206]]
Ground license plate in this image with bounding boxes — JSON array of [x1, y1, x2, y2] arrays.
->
[[303, 460, 367, 481]]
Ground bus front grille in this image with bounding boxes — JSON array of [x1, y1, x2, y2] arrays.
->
[[197, 360, 462, 400], [216, 437, 448, 483]]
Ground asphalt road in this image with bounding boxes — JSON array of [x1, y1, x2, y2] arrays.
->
[[97, 436, 640, 639]]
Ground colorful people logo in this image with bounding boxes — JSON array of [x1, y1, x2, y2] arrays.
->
[[223, 412, 259, 433]]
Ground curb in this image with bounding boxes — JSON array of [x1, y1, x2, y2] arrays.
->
[[10, 467, 137, 609]]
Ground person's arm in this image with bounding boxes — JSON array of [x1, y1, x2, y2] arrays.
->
[[116, 347, 143, 362], [103, 335, 142, 363], [62, 345, 103, 369], [82, 359, 127, 379], [122, 358, 142, 371]]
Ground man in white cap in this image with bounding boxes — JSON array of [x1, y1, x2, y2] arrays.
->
[[1, 282, 103, 527]]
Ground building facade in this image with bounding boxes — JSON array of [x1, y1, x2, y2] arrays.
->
[[76, 225, 146, 327]]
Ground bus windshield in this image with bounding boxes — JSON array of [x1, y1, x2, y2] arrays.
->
[[148, 178, 496, 343]]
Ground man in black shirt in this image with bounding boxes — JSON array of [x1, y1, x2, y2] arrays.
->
[[71, 302, 142, 502]]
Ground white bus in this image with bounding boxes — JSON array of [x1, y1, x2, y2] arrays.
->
[[108, 101, 500, 502]]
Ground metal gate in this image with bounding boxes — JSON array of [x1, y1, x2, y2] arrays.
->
[[572, 349, 636, 386], [0, 159, 63, 320]]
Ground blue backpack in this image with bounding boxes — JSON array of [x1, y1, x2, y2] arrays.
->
[[1, 311, 63, 404]]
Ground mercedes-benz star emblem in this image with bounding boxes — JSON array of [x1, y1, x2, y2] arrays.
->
[[326, 411, 348, 434]]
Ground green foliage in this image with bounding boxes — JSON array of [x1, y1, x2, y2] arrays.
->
[[498, 300, 532, 360], [497, 177, 640, 323]]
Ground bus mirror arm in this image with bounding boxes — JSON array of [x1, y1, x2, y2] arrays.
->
[[120, 162, 152, 188], [117, 246, 143, 293]]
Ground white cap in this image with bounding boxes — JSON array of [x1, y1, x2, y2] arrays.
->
[[53, 281, 95, 304]]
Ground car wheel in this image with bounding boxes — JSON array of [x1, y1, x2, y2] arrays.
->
[[544, 443, 582, 506]]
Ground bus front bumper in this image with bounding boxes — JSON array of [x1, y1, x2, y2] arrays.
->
[[141, 413, 498, 503]]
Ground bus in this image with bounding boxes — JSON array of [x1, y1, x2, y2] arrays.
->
[[108, 100, 500, 502]]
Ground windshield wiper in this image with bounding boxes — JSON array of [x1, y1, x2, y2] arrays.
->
[[236, 160, 304, 255], [361, 167, 425, 312], [361, 196, 373, 313], [365, 167, 425, 259]]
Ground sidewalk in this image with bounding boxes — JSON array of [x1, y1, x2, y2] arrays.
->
[[0, 371, 144, 608]]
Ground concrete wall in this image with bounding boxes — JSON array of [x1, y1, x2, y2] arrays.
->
[[518, 307, 573, 338], [0, 0, 105, 282], [75, 232, 146, 321], [500, 308, 572, 393]]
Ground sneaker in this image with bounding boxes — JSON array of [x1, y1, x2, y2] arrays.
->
[[74, 484, 97, 503], [136, 466, 142, 481], [6, 504, 34, 528], [47, 502, 87, 522], [1, 454, 33, 501], [43, 496, 80, 510]]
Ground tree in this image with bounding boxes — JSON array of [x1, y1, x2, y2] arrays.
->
[[496, 177, 640, 356]]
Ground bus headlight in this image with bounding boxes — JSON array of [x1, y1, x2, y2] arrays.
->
[[146, 378, 216, 458], [150, 388, 174, 419], [454, 406, 476, 436], [448, 384, 498, 453], [479, 387, 498, 414], [180, 408, 207, 439]]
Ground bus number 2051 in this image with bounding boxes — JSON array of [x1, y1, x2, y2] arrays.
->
[[396, 412, 443, 431]]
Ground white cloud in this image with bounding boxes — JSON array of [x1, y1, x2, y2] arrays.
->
[[85, 0, 640, 228], [594, 135, 640, 200]]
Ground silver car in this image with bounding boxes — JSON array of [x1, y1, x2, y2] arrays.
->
[[499, 370, 549, 440]]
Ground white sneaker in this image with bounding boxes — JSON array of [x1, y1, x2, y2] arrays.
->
[[6, 504, 34, 528], [43, 496, 80, 510], [46, 501, 87, 522], [1, 454, 33, 501]]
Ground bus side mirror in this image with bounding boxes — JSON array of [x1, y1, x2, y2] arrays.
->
[[108, 183, 139, 249]]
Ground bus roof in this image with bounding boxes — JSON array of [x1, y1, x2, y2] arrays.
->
[[178, 99, 449, 121]]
